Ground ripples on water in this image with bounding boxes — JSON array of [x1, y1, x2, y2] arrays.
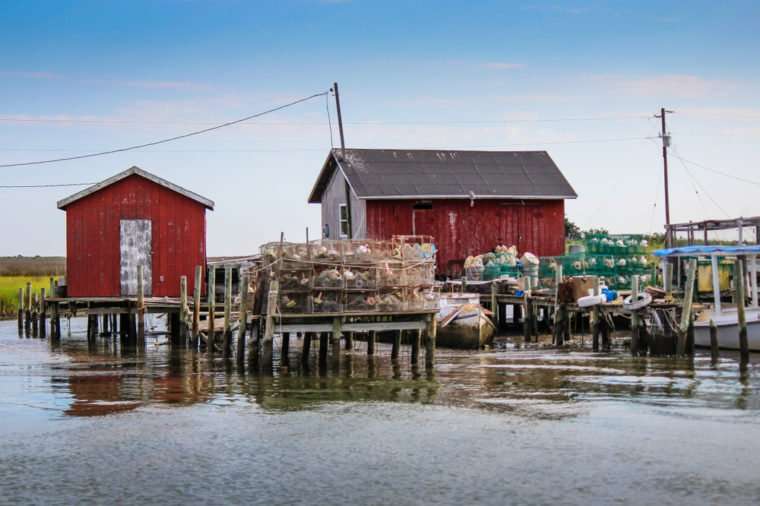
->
[[1, 318, 759, 505]]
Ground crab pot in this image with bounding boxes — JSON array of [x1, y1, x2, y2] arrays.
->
[[376, 288, 405, 312], [278, 292, 311, 314], [343, 239, 388, 264], [313, 266, 345, 290], [404, 262, 435, 286], [343, 265, 377, 290], [311, 240, 345, 263], [312, 291, 342, 313], [377, 261, 405, 288], [279, 267, 313, 290], [345, 291, 379, 312]]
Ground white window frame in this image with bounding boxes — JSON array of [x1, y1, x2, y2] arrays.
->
[[338, 204, 349, 238]]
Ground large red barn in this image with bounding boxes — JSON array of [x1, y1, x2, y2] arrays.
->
[[58, 166, 214, 297], [308, 149, 576, 276]]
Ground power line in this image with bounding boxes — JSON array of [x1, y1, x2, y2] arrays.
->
[[672, 146, 729, 218], [0, 113, 651, 126], [672, 153, 760, 187], [0, 91, 329, 168], [0, 182, 94, 189]]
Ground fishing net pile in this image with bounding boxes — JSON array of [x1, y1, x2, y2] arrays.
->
[[260, 236, 438, 314], [540, 233, 654, 289], [464, 245, 538, 282]]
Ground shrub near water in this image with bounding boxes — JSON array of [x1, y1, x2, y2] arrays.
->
[[0, 257, 64, 318]]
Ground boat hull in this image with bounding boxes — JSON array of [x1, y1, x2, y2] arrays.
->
[[694, 308, 760, 351]]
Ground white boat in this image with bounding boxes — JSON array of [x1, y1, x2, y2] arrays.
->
[[694, 307, 760, 351], [436, 293, 495, 349], [657, 245, 760, 351]]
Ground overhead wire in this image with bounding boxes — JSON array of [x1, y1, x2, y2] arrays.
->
[[672, 153, 760, 187], [671, 145, 730, 218], [0, 91, 329, 168], [0, 182, 94, 189]]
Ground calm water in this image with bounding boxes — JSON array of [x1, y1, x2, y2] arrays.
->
[[1, 318, 759, 505]]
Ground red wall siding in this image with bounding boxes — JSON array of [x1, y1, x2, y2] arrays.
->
[[365, 199, 565, 276], [64, 174, 207, 297]]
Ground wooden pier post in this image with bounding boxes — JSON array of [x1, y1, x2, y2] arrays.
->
[[331, 318, 342, 365], [301, 332, 312, 366], [207, 266, 216, 352], [630, 275, 641, 356], [24, 282, 31, 337], [50, 303, 60, 342], [736, 258, 750, 364], [119, 313, 129, 347], [591, 277, 601, 352], [411, 329, 421, 364], [223, 266, 232, 357], [236, 274, 248, 366], [39, 288, 46, 339], [281, 332, 290, 363], [179, 275, 189, 346], [677, 259, 697, 356], [17, 287, 23, 336], [31, 293, 39, 338], [367, 330, 376, 356], [101, 313, 109, 337], [344, 331, 354, 350], [192, 265, 202, 349], [392, 330, 401, 360], [709, 319, 719, 365], [490, 281, 498, 327], [319, 332, 328, 367], [137, 265, 145, 344], [425, 314, 436, 370]]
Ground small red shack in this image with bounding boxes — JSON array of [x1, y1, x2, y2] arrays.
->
[[57, 166, 214, 297], [308, 149, 577, 276]]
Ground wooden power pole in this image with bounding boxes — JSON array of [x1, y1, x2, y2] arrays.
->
[[333, 82, 353, 239], [655, 107, 674, 246]]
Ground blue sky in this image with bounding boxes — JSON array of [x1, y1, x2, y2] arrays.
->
[[1, 0, 759, 255]]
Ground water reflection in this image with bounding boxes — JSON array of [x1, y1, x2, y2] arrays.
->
[[1, 319, 759, 419]]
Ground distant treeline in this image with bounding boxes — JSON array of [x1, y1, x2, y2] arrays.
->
[[0, 256, 65, 276]]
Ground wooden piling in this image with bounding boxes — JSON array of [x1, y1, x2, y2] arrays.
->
[[677, 258, 697, 356], [301, 332, 312, 366], [179, 275, 188, 346], [319, 332, 328, 366], [24, 282, 31, 337], [51, 303, 60, 342], [17, 287, 23, 335], [137, 265, 145, 344], [591, 276, 601, 351], [392, 330, 401, 360], [411, 329, 421, 364], [31, 293, 38, 338], [709, 319, 719, 364], [38, 288, 46, 338], [207, 266, 216, 352], [236, 273, 248, 366], [630, 275, 640, 356], [281, 332, 290, 362], [736, 258, 750, 363], [425, 314, 436, 370], [192, 265, 202, 349], [367, 330, 376, 356], [344, 331, 354, 350], [223, 266, 232, 357]]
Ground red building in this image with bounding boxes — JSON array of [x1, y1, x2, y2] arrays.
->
[[308, 149, 576, 276], [57, 166, 214, 297]]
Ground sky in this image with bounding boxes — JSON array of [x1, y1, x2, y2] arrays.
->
[[1, 0, 759, 255]]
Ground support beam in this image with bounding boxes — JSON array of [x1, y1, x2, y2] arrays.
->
[[137, 265, 145, 344], [207, 266, 216, 353], [223, 266, 232, 357], [236, 273, 248, 366], [677, 259, 697, 355], [192, 265, 202, 349]]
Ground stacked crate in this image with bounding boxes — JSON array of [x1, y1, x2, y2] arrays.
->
[[261, 236, 438, 315]]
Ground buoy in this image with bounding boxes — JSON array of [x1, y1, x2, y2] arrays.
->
[[577, 294, 606, 308], [623, 292, 652, 311]]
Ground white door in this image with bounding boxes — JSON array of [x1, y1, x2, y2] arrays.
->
[[120, 219, 152, 296]]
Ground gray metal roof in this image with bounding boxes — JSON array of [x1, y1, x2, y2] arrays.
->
[[308, 148, 577, 203], [57, 166, 215, 210]]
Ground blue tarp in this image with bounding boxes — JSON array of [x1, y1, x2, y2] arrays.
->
[[653, 244, 760, 257]]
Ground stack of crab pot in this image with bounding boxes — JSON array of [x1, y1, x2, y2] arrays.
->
[[260, 236, 438, 315]]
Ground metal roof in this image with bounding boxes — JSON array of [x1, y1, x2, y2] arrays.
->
[[308, 148, 577, 203], [57, 166, 215, 210], [653, 245, 760, 257]]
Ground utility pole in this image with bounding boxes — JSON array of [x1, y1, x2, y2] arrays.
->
[[655, 107, 674, 246], [332, 82, 352, 239]]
